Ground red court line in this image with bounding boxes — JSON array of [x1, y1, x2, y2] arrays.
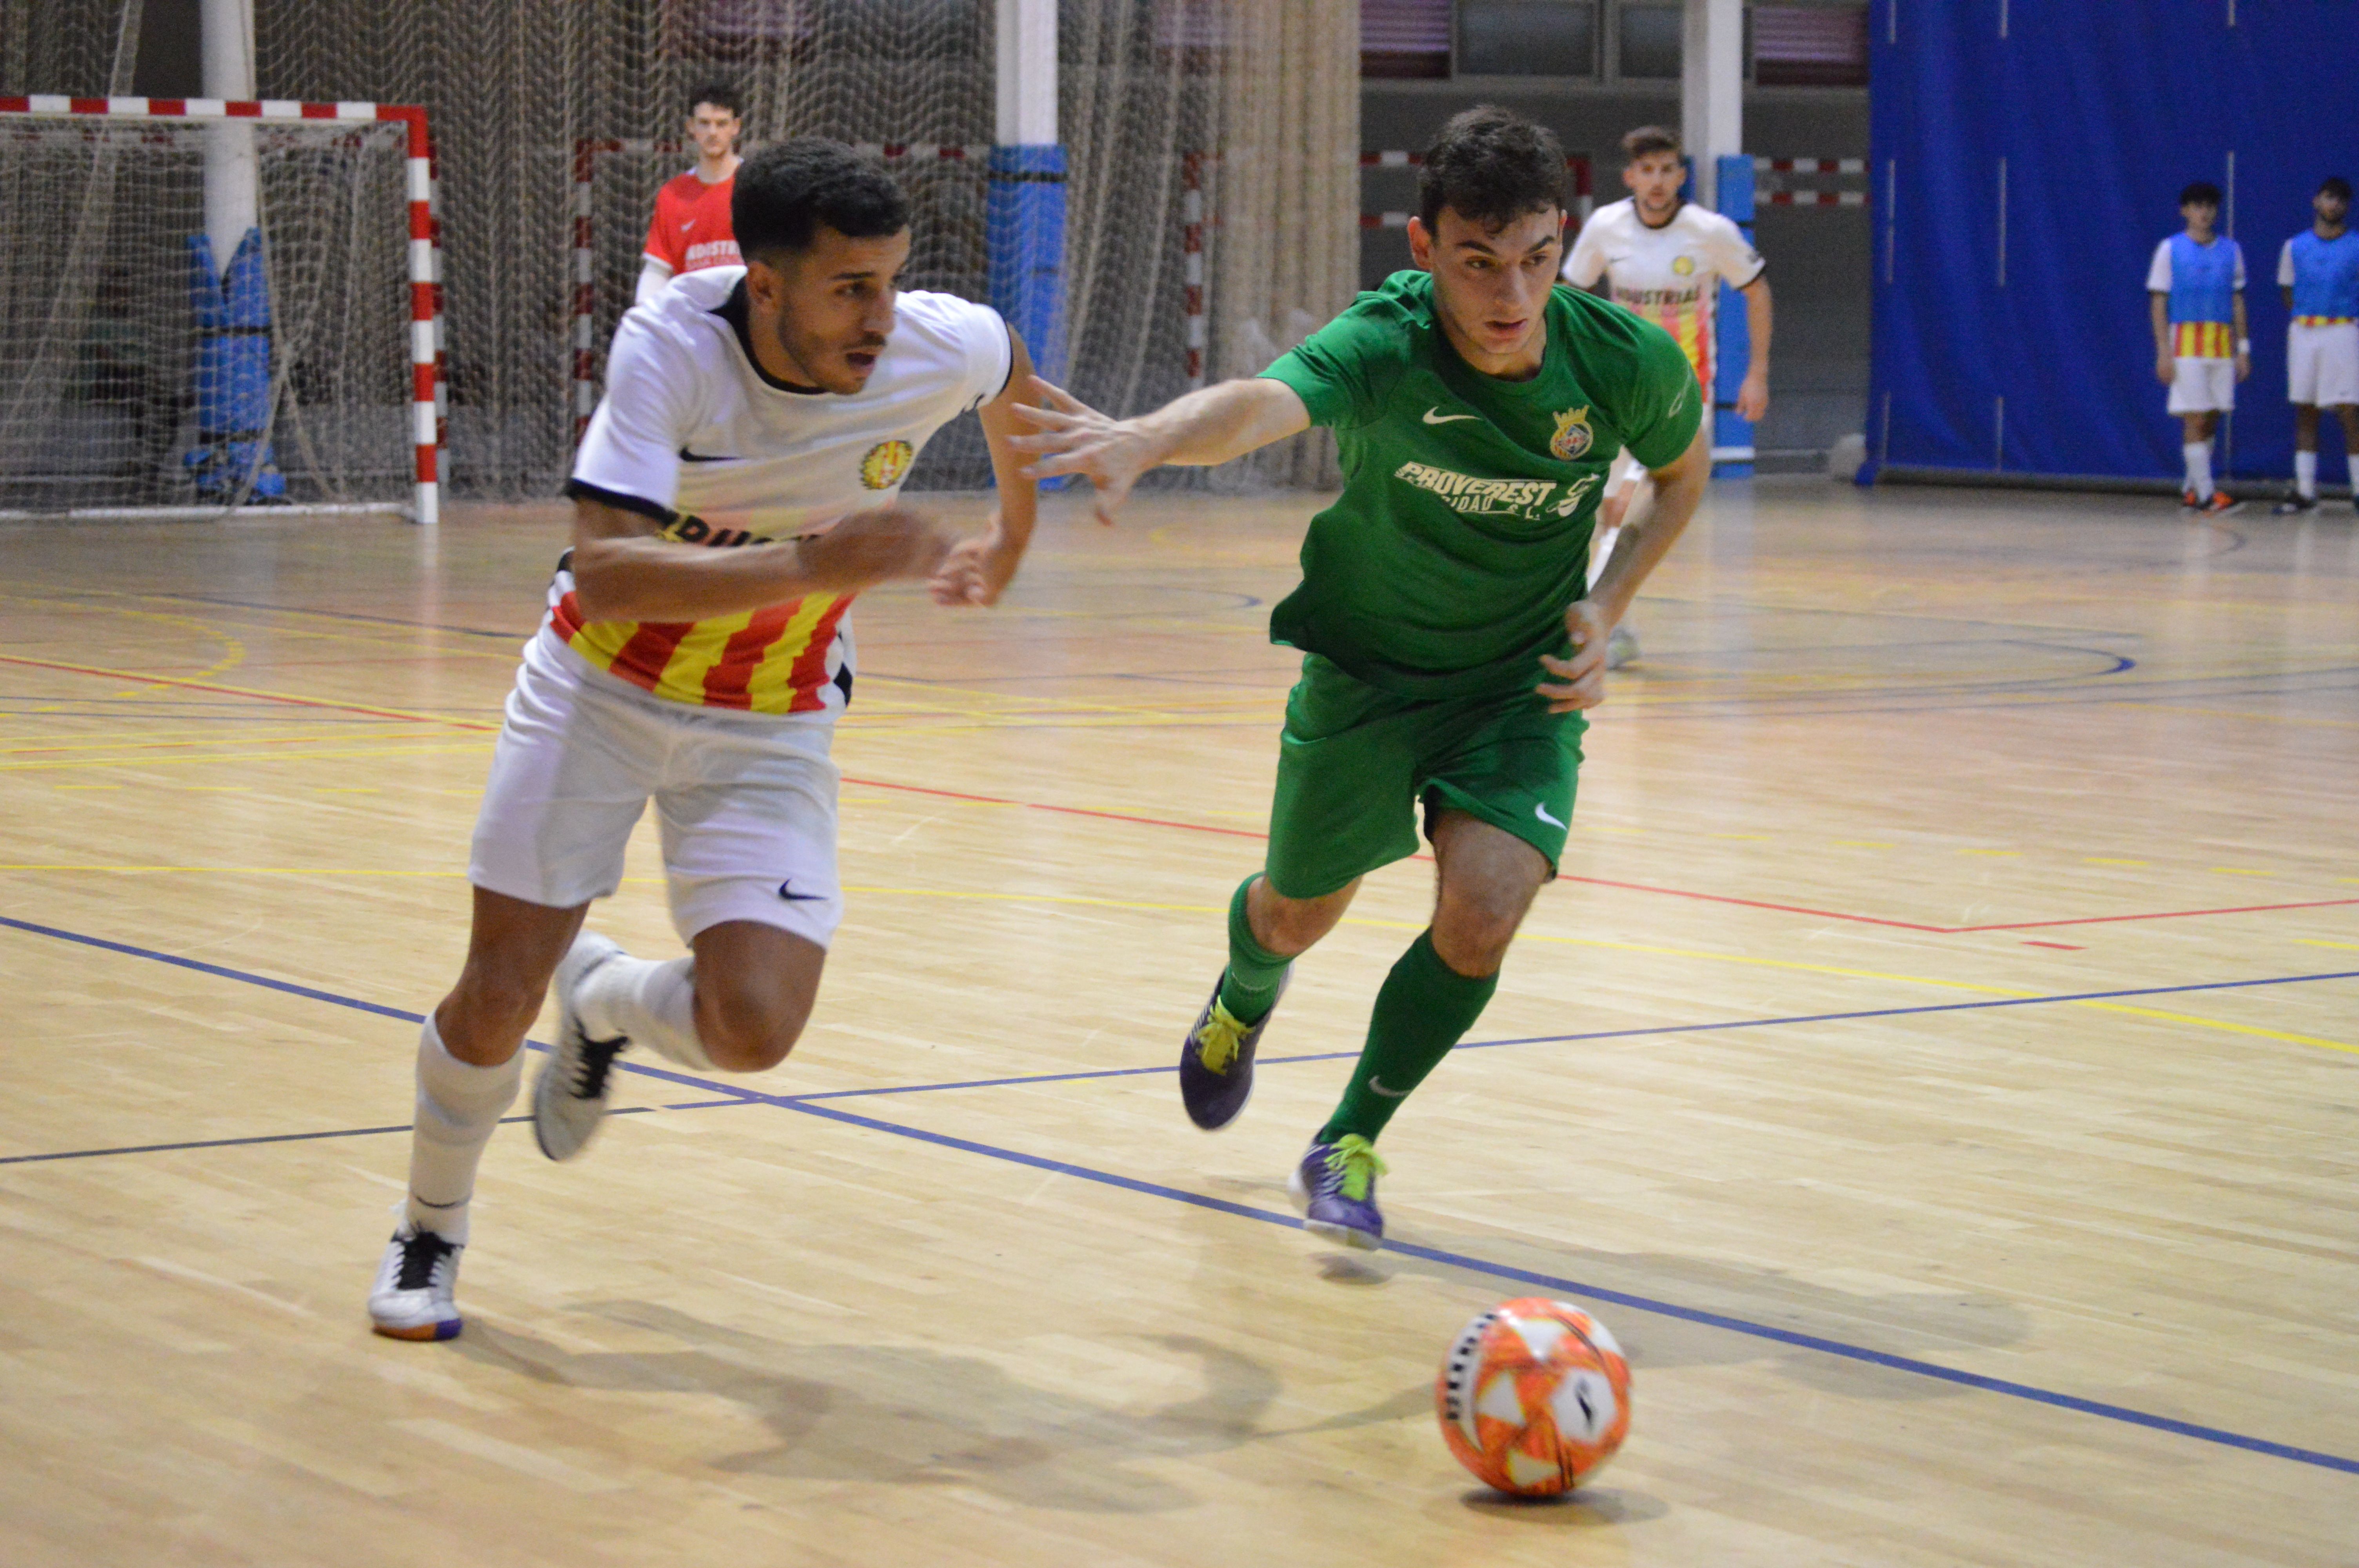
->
[[0, 653, 500, 731], [18, 655, 2344, 937], [840, 774, 1272, 842], [1952, 897, 2359, 933]]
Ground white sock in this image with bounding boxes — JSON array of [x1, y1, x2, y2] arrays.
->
[[2296, 450, 2318, 497], [578, 954, 714, 1071], [405, 1016, 522, 1244], [2184, 441, 2213, 499]]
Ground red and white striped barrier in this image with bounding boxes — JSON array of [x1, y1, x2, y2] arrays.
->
[[1358, 150, 1594, 236], [1, 96, 443, 523], [1752, 155, 1870, 208], [855, 143, 991, 162]]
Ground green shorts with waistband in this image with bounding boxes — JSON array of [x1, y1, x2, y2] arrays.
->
[[1263, 654, 1587, 900]]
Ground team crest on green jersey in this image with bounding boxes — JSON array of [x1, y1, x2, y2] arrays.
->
[[1548, 406, 1594, 461], [1394, 462, 1598, 520]]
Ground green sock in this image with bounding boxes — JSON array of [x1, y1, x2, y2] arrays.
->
[[1216, 875, 1290, 1025], [1318, 930, 1498, 1145]]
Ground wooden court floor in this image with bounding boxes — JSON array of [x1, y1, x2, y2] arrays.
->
[[2, 479, 2354, 1565]]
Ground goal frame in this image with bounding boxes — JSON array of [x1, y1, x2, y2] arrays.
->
[[0, 95, 443, 524]]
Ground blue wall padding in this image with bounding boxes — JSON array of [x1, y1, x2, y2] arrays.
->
[[1868, 1, 2359, 485], [1714, 152, 1757, 473], [186, 228, 284, 499], [986, 143, 1068, 385]]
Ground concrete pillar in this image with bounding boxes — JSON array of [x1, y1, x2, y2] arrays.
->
[[201, 0, 256, 260], [989, 0, 1065, 381], [1681, 0, 1742, 209]]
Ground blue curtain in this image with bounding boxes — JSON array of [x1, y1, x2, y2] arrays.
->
[[1869, 0, 2359, 485]]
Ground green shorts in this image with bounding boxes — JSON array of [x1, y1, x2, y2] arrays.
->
[[1264, 655, 1587, 900]]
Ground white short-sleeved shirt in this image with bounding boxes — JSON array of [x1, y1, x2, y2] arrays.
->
[[1563, 198, 1765, 387], [547, 265, 1012, 715]]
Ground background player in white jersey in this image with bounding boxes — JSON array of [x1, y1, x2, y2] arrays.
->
[[2146, 181, 2248, 517], [369, 140, 1042, 1340], [1563, 125, 1770, 668]]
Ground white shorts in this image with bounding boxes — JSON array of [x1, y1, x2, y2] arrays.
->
[[2288, 321, 2359, 407], [2166, 356, 2236, 414], [467, 642, 844, 948]]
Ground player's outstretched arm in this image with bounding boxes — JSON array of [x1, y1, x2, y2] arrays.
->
[[932, 328, 1045, 606], [1539, 423, 1710, 713], [1008, 376, 1310, 524], [569, 495, 956, 622]]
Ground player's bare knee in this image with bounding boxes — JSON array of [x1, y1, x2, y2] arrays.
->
[[442, 967, 545, 1049], [1430, 904, 1521, 976], [697, 983, 811, 1073], [1252, 876, 1356, 955]]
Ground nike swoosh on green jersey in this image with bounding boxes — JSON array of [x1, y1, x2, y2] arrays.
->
[[1534, 802, 1568, 830], [1421, 406, 1482, 425]]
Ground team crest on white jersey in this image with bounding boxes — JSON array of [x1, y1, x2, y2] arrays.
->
[[860, 439, 915, 489], [1672, 254, 1696, 275], [1549, 406, 1594, 461]]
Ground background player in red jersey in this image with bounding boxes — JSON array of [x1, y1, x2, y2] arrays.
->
[[636, 82, 746, 307]]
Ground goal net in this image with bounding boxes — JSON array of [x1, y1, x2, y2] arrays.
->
[[248, 0, 1356, 500], [0, 99, 436, 520]]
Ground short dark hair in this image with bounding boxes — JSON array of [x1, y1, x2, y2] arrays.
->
[[2322, 176, 2354, 203], [1418, 106, 1567, 234], [688, 81, 743, 119], [732, 138, 911, 261], [2179, 181, 2222, 208], [1621, 125, 1682, 162]]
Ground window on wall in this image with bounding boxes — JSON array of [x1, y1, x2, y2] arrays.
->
[[1458, 2, 1598, 77], [1617, 4, 1683, 79], [1362, 0, 1452, 78], [1752, 5, 1868, 86]]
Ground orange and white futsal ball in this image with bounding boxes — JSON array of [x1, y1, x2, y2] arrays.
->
[[1435, 1297, 1631, 1495]]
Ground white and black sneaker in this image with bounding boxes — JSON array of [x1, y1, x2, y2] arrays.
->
[[534, 931, 629, 1161], [370, 1216, 463, 1341]]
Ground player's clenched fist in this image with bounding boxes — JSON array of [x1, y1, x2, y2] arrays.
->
[[1537, 599, 1613, 713], [794, 506, 955, 590]]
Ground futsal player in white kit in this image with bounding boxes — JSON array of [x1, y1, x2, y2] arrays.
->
[[1563, 125, 1770, 668], [369, 139, 1043, 1339]]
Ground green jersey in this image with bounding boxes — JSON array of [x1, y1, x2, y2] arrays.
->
[[1259, 269, 1701, 698]]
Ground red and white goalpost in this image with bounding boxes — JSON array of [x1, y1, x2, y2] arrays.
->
[[0, 96, 442, 523]]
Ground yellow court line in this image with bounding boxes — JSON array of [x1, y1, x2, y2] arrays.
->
[[3, 867, 2348, 1056], [0, 596, 250, 706], [2298, 939, 2359, 952], [0, 741, 494, 774], [0, 652, 502, 732], [2076, 1002, 2359, 1056], [0, 725, 401, 757]]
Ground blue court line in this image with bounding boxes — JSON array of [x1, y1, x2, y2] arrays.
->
[[780, 1096, 2359, 1479], [3, 910, 2355, 1477], [0, 1099, 758, 1167], [784, 967, 2359, 1103]]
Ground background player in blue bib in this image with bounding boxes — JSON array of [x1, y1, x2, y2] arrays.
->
[[2146, 182, 2248, 515], [2274, 176, 2359, 514]]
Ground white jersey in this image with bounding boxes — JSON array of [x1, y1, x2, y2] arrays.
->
[[550, 265, 1012, 715], [1563, 198, 1764, 389]]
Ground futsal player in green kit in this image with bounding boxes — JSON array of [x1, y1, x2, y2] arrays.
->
[[1012, 107, 1709, 1249]]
